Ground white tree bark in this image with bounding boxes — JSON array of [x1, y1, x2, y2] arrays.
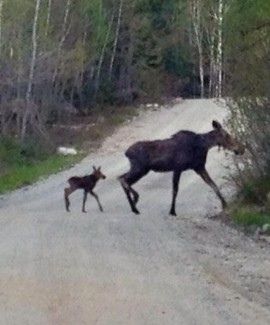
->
[[190, 0, 205, 98], [208, 34, 215, 97], [94, 13, 114, 98], [52, 0, 71, 84], [206, 14, 217, 98], [45, 0, 52, 37], [109, 0, 123, 78], [21, 0, 41, 140], [0, 0, 3, 55], [216, 0, 223, 98]]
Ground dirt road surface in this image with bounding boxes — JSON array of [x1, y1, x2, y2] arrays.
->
[[0, 99, 269, 325]]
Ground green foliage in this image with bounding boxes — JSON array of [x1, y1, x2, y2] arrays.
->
[[0, 154, 79, 194], [224, 0, 270, 97], [224, 0, 270, 217], [238, 175, 270, 205], [164, 46, 193, 78], [232, 208, 270, 227], [0, 136, 80, 193], [0, 137, 49, 166]]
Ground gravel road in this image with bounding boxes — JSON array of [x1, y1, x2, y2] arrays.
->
[[0, 99, 269, 325]]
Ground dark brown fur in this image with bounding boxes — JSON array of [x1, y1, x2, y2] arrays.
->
[[119, 120, 245, 215], [64, 166, 106, 212]]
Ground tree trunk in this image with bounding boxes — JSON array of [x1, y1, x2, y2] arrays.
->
[[0, 0, 3, 55], [216, 0, 223, 98], [45, 0, 52, 37], [21, 0, 41, 141], [94, 13, 114, 99], [52, 0, 71, 84], [190, 0, 204, 98], [207, 29, 215, 98], [109, 0, 123, 78]]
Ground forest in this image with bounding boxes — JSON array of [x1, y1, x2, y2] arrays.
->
[[0, 0, 267, 138], [0, 0, 270, 213]]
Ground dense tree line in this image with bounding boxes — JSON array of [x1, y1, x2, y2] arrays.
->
[[0, 0, 229, 140], [0, 0, 269, 171]]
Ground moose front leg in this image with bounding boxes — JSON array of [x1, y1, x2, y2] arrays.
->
[[170, 171, 181, 216], [196, 168, 227, 209]]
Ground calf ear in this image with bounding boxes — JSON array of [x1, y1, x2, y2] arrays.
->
[[212, 120, 222, 130], [93, 166, 96, 171], [98, 166, 101, 171]]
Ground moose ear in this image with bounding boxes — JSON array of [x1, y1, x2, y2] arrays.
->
[[212, 120, 222, 130], [93, 165, 96, 171], [98, 166, 101, 171]]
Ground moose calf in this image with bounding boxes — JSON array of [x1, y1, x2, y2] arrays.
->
[[64, 166, 106, 212]]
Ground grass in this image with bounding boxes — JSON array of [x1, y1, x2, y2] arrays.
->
[[238, 175, 270, 205], [232, 207, 270, 227], [0, 105, 139, 194], [0, 154, 81, 194], [230, 173, 270, 229]]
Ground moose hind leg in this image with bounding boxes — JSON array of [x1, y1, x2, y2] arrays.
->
[[119, 174, 140, 214], [119, 165, 149, 214]]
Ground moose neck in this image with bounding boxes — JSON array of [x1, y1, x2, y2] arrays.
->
[[201, 130, 220, 150], [90, 174, 99, 184]]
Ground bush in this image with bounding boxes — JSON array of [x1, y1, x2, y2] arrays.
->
[[232, 207, 270, 227], [238, 174, 270, 205], [0, 137, 50, 167]]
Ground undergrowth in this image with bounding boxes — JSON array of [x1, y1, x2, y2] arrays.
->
[[0, 105, 138, 194], [231, 174, 270, 229], [0, 138, 81, 193]]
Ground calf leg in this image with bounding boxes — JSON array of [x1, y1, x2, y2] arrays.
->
[[196, 168, 227, 209], [82, 190, 88, 212], [89, 190, 103, 212], [64, 187, 76, 212], [170, 171, 181, 216]]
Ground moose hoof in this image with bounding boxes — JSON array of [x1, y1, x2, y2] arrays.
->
[[169, 211, 177, 216], [222, 201, 228, 209], [133, 193, 139, 205], [132, 208, 140, 215]]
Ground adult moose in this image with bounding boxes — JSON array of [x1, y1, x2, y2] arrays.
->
[[119, 120, 245, 215]]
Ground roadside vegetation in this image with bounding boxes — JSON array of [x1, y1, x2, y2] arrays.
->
[[224, 0, 270, 231], [0, 0, 270, 233], [0, 106, 138, 193]]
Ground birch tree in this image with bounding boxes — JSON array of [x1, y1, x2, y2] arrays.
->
[[189, 0, 205, 98], [52, 0, 72, 84], [21, 0, 41, 140], [0, 0, 3, 55], [216, 0, 224, 98], [94, 13, 114, 98], [109, 0, 123, 78], [45, 0, 52, 37]]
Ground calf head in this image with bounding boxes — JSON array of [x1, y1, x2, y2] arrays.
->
[[93, 166, 106, 180]]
